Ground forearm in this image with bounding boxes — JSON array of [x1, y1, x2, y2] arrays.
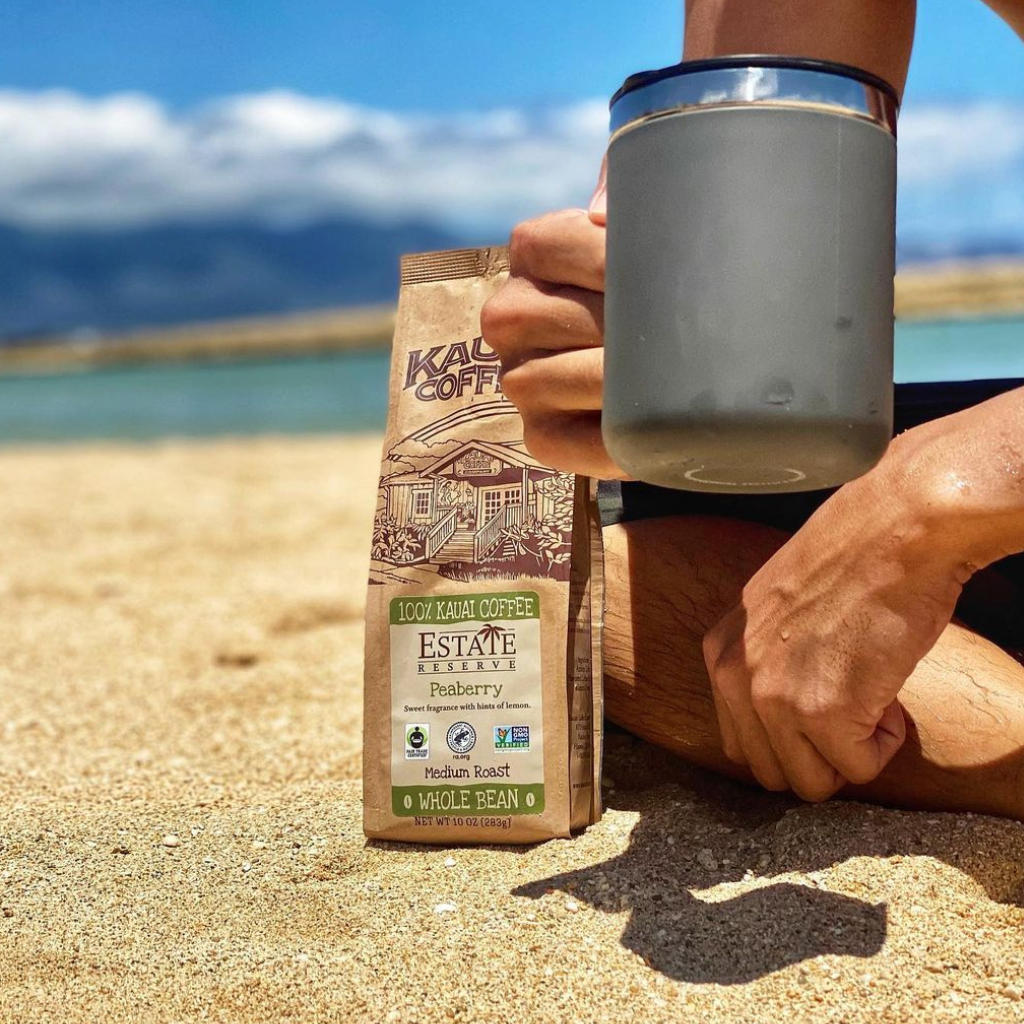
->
[[684, 0, 916, 97], [981, 0, 1024, 41], [885, 387, 1024, 571]]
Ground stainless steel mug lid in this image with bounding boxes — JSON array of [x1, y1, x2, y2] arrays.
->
[[610, 56, 899, 139]]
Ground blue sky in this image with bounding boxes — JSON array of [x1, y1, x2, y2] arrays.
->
[[0, 2, 1019, 252], [1, 0, 1021, 110]]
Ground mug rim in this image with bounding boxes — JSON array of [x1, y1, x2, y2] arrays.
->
[[611, 56, 900, 109]]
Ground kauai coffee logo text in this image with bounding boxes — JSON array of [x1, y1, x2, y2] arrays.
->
[[404, 336, 503, 402]]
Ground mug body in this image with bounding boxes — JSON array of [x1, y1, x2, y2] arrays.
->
[[603, 58, 898, 493]]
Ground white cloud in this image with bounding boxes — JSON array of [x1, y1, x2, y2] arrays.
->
[[896, 101, 1024, 247], [0, 88, 1017, 249], [898, 102, 1024, 182], [0, 88, 607, 231]]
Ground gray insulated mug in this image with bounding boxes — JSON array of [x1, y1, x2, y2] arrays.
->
[[603, 57, 899, 493]]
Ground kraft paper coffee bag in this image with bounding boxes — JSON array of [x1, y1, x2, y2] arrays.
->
[[364, 246, 604, 844]]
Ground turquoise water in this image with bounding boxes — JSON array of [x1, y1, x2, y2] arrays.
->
[[0, 318, 1020, 443], [895, 316, 1024, 383], [0, 350, 392, 442]]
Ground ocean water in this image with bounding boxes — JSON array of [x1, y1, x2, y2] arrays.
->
[[0, 318, 1020, 444], [0, 350, 392, 443], [895, 316, 1024, 383]]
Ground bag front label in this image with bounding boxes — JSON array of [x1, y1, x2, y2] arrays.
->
[[389, 592, 545, 818]]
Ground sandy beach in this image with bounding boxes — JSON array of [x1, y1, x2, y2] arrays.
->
[[2, 433, 1024, 1023]]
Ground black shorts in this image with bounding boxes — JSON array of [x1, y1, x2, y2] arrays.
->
[[598, 378, 1024, 647]]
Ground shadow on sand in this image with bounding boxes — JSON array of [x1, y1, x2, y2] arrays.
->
[[513, 728, 1024, 986]]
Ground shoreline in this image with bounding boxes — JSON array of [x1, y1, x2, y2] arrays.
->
[[0, 260, 1022, 377]]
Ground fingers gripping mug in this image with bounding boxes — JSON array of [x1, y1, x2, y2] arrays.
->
[[602, 57, 899, 493]]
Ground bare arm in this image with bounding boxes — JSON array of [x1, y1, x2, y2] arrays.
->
[[981, 0, 1024, 39], [700, 382, 1024, 800], [684, 0, 916, 96], [895, 390, 1024, 571]]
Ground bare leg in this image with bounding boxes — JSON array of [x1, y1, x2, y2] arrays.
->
[[604, 517, 1024, 821]]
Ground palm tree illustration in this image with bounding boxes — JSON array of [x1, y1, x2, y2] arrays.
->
[[476, 622, 507, 654]]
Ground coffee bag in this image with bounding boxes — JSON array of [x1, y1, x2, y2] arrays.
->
[[363, 247, 603, 844]]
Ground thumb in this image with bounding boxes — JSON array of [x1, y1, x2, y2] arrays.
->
[[588, 154, 607, 226], [871, 699, 907, 771]]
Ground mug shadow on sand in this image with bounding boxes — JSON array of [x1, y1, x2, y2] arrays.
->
[[512, 728, 1024, 986]]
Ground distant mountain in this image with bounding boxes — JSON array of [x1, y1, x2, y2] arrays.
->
[[0, 217, 1017, 342], [897, 237, 1024, 266], [0, 218, 470, 341]]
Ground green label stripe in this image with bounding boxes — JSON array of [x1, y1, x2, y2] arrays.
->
[[392, 784, 545, 817], [389, 591, 540, 626]]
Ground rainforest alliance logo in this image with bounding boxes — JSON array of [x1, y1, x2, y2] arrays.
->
[[446, 722, 477, 754], [403, 335, 503, 402]]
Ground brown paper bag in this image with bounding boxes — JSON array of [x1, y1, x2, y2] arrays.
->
[[363, 246, 603, 844]]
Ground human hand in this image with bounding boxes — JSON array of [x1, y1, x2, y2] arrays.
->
[[480, 162, 626, 479], [702, 451, 975, 801]]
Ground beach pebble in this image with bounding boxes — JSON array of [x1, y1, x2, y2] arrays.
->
[[1001, 984, 1023, 1001], [162, 835, 180, 848], [242, 862, 252, 873], [565, 899, 580, 913], [443, 856, 456, 867], [433, 903, 457, 914], [2, 907, 13, 918], [696, 848, 718, 871]]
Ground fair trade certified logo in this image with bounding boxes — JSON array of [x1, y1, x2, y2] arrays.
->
[[446, 722, 477, 754], [405, 724, 430, 760], [494, 726, 530, 752]]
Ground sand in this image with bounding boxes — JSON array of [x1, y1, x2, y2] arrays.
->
[[1, 434, 1023, 1023]]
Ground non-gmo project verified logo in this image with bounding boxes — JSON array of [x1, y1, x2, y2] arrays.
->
[[405, 724, 429, 760], [494, 726, 530, 752]]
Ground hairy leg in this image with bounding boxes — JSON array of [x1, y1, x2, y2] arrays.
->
[[604, 517, 1024, 821]]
